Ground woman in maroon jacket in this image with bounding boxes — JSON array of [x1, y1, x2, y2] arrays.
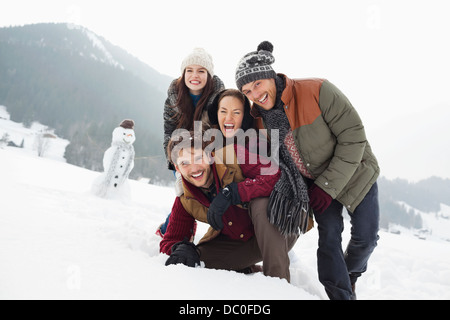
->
[[160, 89, 298, 282]]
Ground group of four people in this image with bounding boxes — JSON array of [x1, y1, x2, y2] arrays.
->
[[158, 41, 380, 300]]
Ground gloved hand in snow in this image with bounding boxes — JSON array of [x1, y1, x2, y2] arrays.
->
[[165, 239, 200, 268]]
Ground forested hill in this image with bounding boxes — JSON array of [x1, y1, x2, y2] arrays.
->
[[0, 23, 173, 183], [1, 23, 449, 233], [378, 176, 450, 229]]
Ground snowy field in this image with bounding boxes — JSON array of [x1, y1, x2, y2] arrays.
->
[[1, 146, 450, 300], [0, 106, 69, 162], [1, 107, 449, 300]]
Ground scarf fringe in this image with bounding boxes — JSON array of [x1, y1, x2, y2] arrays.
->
[[260, 75, 312, 237], [268, 189, 310, 236]]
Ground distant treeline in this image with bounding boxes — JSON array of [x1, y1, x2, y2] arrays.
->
[[378, 176, 450, 229], [0, 23, 173, 184], [2, 24, 448, 231]]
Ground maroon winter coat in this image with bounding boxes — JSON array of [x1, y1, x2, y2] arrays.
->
[[160, 143, 280, 255]]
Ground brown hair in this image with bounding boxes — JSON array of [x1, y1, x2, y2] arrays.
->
[[167, 130, 212, 167], [207, 89, 254, 131], [172, 72, 215, 131], [217, 89, 246, 107]]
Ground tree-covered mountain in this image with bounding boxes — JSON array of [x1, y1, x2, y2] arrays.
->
[[0, 23, 174, 183], [377, 176, 450, 230], [1, 23, 449, 232]]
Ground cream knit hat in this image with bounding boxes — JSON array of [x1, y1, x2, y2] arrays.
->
[[180, 48, 214, 77]]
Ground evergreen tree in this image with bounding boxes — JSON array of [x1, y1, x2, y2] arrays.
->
[[0, 23, 173, 183]]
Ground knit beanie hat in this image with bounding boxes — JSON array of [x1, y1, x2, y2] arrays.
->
[[119, 119, 135, 130], [235, 41, 276, 91], [180, 48, 214, 77]]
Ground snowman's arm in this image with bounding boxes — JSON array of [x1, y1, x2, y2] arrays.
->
[[103, 147, 115, 172]]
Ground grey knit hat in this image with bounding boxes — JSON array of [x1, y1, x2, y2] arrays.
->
[[235, 41, 276, 91], [180, 47, 214, 77]]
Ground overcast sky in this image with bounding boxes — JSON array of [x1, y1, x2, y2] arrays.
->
[[1, 0, 449, 181]]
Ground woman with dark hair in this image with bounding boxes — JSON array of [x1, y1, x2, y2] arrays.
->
[[163, 48, 225, 171], [207, 88, 255, 135], [157, 48, 225, 238], [162, 89, 299, 282]]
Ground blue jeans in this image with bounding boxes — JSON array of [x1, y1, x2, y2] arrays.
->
[[159, 170, 178, 235], [313, 182, 380, 300], [160, 213, 171, 235]]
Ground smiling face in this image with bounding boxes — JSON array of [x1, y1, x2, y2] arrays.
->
[[241, 78, 277, 110], [184, 65, 208, 95], [175, 147, 213, 189], [112, 127, 136, 145], [217, 96, 245, 138]]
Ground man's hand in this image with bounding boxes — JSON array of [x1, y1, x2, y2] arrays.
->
[[165, 240, 200, 267], [308, 184, 333, 214], [207, 190, 231, 230], [207, 183, 241, 230]]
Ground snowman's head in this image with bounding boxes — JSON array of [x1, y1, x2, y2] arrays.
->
[[112, 126, 136, 145]]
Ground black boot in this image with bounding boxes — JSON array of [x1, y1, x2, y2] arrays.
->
[[350, 283, 357, 300], [349, 273, 358, 300]]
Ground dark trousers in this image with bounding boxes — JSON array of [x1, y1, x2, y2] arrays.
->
[[314, 182, 380, 300]]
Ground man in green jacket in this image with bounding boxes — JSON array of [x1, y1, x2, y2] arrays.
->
[[235, 41, 380, 300]]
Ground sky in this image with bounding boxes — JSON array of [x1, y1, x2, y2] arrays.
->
[[1, 0, 450, 181]]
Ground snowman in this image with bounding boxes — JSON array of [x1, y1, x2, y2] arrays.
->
[[92, 119, 136, 200]]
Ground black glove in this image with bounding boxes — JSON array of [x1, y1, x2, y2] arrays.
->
[[165, 239, 200, 267], [227, 182, 241, 206], [207, 183, 241, 230]]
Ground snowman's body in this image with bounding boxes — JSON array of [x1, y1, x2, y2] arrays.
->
[[92, 124, 136, 199]]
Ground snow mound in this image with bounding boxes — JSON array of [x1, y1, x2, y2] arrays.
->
[[0, 148, 318, 299], [1, 147, 450, 300]]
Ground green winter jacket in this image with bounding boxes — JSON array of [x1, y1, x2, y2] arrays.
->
[[251, 74, 380, 212]]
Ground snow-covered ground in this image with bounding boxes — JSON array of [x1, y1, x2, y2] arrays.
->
[[1, 146, 450, 300], [1, 106, 450, 300], [0, 105, 69, 162]]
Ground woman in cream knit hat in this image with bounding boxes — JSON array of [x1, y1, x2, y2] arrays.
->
[[163, 47, 225, 171], [158, 47, 225, 237]]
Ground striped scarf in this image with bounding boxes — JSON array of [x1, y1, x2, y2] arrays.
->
[[258, 76, 311, 236]]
